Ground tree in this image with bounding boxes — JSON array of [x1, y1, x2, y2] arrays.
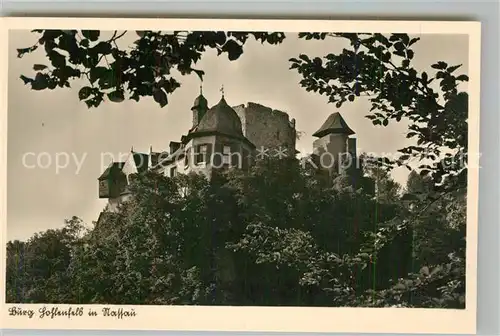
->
[[5, 158, 409, 306], [225, 158, 408, 305], [6, 216, 87, 303], [5, 157, 465, 307], [289, 33, 468, 191], [362, 154, 402, 203], [402, 172, 466, 268], [17, 30, 285, 108], [287, 33, 468, 308], [5, 240, 27, 303]]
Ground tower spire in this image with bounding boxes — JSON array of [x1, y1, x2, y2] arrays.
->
[[191, 83, 209, 127], [220, 84, 224, 98]]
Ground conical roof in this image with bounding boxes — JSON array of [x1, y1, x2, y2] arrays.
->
[[196, 97, 244, 138], [132, 152, 149, 174], [192, 93, 208, 111], [98, 162, 125, 180], [312, 112, 355, 137]]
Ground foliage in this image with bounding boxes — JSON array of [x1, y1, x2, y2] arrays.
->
[[359, 252, 466, 308], [6, 217, 87, 303], [289, 33, 469, 190], [285, 32, 469, 307], [6, 158, 466, 308], [17, 30, 285, 108]]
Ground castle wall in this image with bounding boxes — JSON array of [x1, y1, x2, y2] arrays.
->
[[100, 101, 299, 212], [313, 133, 348, 171], [186, 135, 216, 180], [161, 134, 253, 179], [107, 197, 121, 213], [233, 103, 296, 158]]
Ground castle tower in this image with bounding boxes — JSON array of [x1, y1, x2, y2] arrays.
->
[[191, 84, 208, 128], [97, 147, 152, 213], [186, 92, 255, 178], [312, 112, 356, 173], [98, 161, 128, 212]]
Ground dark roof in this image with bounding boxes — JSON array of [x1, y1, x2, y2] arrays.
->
[[313, 112, 355, 138], [150, 152, 164, 167], [163, 146, 186, 164], [169, 141, 181, 153], [192, 94, 208, 111], [194, 97, 244, 138], [98, 162, 125, 180], [132, 152, 149, 174]]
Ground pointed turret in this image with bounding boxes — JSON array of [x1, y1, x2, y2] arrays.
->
[[312, 112, 357, 175], [312, 112, 355, 138], [195, 94, 244, 139], [191, 84, 208, 127]]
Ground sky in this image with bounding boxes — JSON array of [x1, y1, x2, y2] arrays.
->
[[7, 30, 468, 241]]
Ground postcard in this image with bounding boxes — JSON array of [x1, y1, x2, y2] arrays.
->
[[0, 17, 480, 334]]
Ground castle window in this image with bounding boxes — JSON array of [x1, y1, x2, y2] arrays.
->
[[195, 145, 208, 165], [170, 166, 177, 177], [222, 145, 231, 165], [277, 130, 280, 140], [184, 148, 190, 169]]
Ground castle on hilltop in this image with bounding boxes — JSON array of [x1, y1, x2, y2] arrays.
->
[[97, 88, 359, 212]]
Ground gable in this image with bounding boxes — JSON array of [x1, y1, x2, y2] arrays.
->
[[98, 162, 126, 180]]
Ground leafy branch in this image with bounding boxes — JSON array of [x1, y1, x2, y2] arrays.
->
[[289, 32, 470, 188], [17, 30, 286, 108]]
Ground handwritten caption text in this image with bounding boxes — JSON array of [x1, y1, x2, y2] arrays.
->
[[8, 306, 137, 319]]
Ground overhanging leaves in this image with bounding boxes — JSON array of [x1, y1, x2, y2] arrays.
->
[[18, 30, 286, 109], [288, 32, 469, 189]]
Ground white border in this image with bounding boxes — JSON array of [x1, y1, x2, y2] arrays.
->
[[0, 18, 481, 334]]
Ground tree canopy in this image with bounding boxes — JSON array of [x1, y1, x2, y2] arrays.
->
[[7, 157, 466, 307], [17, 30, 285, 107]]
